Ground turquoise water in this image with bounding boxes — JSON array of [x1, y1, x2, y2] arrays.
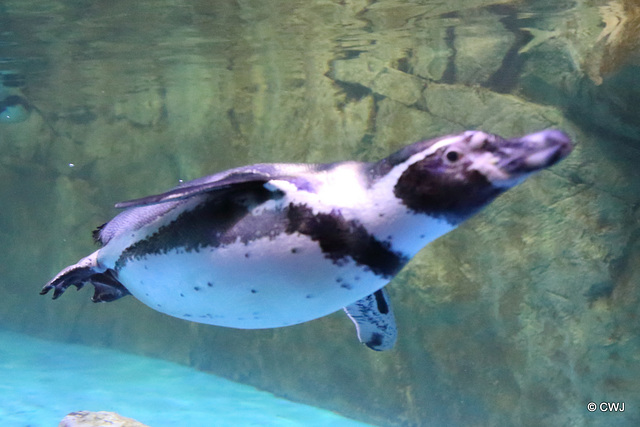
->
[[0, 329, 372, 427]]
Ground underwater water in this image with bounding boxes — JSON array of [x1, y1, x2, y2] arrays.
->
[[1, 0, 640, 426], [0, 329, 372, 426]]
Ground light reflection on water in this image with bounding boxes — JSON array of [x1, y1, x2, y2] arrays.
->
[[0, 0, 589, 99]]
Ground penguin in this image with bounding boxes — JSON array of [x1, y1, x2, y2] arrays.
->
[[41, 129, 573, 351], [0, 71, 31, 123]]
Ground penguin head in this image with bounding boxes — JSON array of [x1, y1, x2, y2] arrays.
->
[[389, 129, 573, 224]]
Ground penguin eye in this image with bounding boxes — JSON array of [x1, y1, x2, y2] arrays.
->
[[446, 150, 461, 162]]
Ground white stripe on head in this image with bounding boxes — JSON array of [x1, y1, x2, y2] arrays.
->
[[468, 131, 492, 148], [373, 135, 461, 192]]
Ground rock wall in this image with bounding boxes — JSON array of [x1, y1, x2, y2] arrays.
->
[[1, 1, 639, 426]]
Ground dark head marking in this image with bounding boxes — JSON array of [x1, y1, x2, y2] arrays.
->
[[394, 157, 501, 224], [388, 130, 572, 225]]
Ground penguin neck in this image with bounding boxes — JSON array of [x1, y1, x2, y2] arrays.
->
[[366, 177, 457, 258], [372, 198, 457, 258]]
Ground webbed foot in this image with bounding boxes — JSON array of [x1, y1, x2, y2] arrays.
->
[[40, 253, 99, 299], [344, 288, 397, 351], [40, 251, 130, 303]]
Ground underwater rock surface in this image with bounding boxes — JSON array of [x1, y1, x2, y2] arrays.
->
[[59, 411, 150, 427], [1, 1, 640, 426]]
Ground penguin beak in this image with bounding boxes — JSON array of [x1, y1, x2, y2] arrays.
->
[[498, 129, 573, 174], [519, 130, 573, 169]]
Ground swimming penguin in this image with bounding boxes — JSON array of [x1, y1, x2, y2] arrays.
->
[[0, 71, 31, 123], [41, 129, 573, 351]]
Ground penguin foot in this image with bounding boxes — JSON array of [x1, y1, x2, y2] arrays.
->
[[40, 251, 130, 303], [40, 264, 92, 300], [87, 271, 130, 303], [40, 267, 129, 303]]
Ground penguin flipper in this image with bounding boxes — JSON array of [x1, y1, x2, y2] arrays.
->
[[114, 171, 274, 209], [113, 164, 315, 209], [344, 288, 397, 351]]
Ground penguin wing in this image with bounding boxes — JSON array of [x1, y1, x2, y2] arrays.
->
[[114, 165, 313, 209], [344, 288, 397, 351]]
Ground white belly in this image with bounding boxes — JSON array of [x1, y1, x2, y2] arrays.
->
[[116, 232, 387, 328]]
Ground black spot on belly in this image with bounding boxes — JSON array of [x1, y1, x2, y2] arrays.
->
[[340, 283, 353, 290], [306, 294, 313, 299], [194, 286, 200, 291], [286, 204, 408, 278], [180, 293, 185, 297], [184, 314, 192, 318], [251, 289, 258, 294], [207, 282, 214, 287]]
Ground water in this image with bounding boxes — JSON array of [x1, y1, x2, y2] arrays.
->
[[1, 0, 640, 426], [0, 329, 371, 426]]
